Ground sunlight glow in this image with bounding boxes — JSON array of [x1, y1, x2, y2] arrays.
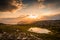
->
[[28, 15, 38, 19]]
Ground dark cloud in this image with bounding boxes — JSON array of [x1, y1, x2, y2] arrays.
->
[[0, 0, 60, 12], [49, 14, 60, 20], [45, 0, 60, 2], [44, 14, 60, 20], [22, 0, 37, 4], [22, 0, 60, 4], [0, 0, 60, 24], [0, 0, 22, 12], [46, 0, 60, 4]]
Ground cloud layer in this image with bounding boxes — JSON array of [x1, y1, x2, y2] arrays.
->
[[0, 0, 22, 12], [0, 0, 60, 24]]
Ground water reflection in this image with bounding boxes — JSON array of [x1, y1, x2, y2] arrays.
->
[[28, 27, 52, 34]]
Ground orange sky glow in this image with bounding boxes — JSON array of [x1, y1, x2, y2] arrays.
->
[[0, 0, 60, 24]]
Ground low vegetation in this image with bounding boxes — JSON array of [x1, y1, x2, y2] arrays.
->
[[0, 20, 60, 40]]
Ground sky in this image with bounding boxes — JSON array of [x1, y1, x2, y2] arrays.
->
[[0, 0, 60, 24]]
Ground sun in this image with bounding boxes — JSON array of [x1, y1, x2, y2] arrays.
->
[[28, 15, 37, 19]]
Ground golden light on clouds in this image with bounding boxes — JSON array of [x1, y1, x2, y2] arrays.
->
[[0, 0, 60, 24]]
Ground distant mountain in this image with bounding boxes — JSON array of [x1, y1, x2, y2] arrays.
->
[[0, 23, 5, 25], [31, 20, 60, 26], [18, 20, 60, 30], [0, 20, 60, 40], [18, 20, 60, 26]]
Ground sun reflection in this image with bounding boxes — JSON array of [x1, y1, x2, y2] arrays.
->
[[28, 27, 52, 34]]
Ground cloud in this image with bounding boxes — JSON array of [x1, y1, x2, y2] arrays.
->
[[0, 0, 60, 24], [0, 0, 22, 12], [43, 14, 60, 20], [0, 15, 29, 24], [0, 13, 60, 24]]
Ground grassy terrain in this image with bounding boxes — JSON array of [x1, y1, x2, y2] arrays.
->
[[0, 20, 60, 40]]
